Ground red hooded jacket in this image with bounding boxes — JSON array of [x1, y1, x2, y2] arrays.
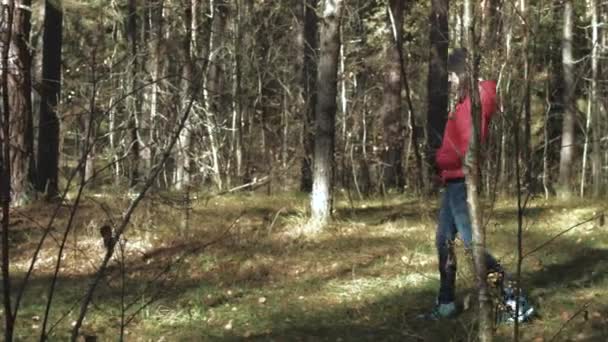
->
[[435, 80, 497, 181]]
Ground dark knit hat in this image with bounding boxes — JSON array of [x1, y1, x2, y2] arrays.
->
[[447, 48, 468, 75]]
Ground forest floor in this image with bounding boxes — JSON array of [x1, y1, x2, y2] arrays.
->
[[5, 190, 608, 341]]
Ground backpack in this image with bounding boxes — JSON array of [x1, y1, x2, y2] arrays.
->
[[495, 281, 535, 324]]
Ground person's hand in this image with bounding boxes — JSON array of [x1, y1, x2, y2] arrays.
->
[[431, 173, 443, 188]]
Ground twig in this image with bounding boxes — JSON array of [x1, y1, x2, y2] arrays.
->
[[267, 207, 286, 236], [70, 80, 198, 341], [523, 210, 606, 259], [41, 55, 102, 341], [12, 142, 93, 319], [549, 301, 592, 342]]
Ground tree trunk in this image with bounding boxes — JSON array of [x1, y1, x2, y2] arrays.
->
[[426, 0, 449, 193], [463, 0, 493, 339], [543, 77, 550, 199], [81, 110, 95, 183], [394, 7, 423, 193], [7, 0, 34, 206], [481, 0, 500, 71], [381, 0, 405, 191], [204, 0, 228, 190], [229, 0, 244, 187], [128, 0, 141, 186], [350, 0, 371, 196], [175, 0, 195, 191], [558, 0, 575, 199], [402, 51, 424, 194], [309, 0, 343, 230], [544, 0, 564, 196], [338, 27, 348, 190], [521, 0, 532, 188], [1, 2, 16, 338], [589, 0, 602, 197], [37, 0, 62, 199], [148, 0, 164, 179], [299, 0, 318, 192]]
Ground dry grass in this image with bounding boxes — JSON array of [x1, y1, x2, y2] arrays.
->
[[5, 191, 608, 341]]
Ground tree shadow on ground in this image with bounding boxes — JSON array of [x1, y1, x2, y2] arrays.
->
[[524, 246, 608, 294], [9, 197, 607, 340], [212, 232, 608, 341], [11, 235, 608, 341], [181, 286, 473, 342], [334, 200, 433, 226], [486, 205, 549, 222]]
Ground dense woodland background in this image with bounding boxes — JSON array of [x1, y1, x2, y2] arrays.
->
[[1, 0, 608, 340], [2, 0, 607, 206]]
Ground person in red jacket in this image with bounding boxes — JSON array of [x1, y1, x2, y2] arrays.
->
[[427, 48, 504, 319]]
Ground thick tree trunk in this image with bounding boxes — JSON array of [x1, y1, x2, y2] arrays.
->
[[463, 0, 493, 340], [37, 0, 63, 199], [6, 0, 34, 206], [299, 0, 318, 192], [1, 2, 16, 339], [309, 0, 343, 230], [544, 0, 564, 196], [426, 0, 449, 193], [558, 0, 575, 199], [381, 0, 405, 191]]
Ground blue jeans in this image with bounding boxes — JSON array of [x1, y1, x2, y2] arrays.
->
[[436, 180, 501, 304]]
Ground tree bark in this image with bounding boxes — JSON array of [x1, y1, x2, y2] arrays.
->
[[37, 0, 62, 199], [175, 0, 195, 190], [558, 0, 575, 199], [426, 0, 449, 193], [381, 0, 405, 191], [463, 0, 493, 339], [229, 0, 244, 187], [7, 0, 34, 206], [128, 0, 141, 186], [481, 0, 500, 70], [521, 0, 532, 188], [1, 2, 16, 339], [299, 0, 318, 192], [309, 0, 343, 230], [147, 0, 164, 178], [589, 0, 602, 197], [204, 0, 228, 190], [352, 0, 371, 196]]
